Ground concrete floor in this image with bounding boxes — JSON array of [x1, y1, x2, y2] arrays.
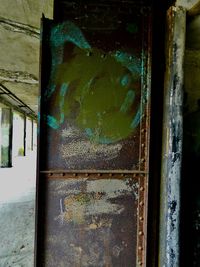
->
[[0, 151, 36, 267]]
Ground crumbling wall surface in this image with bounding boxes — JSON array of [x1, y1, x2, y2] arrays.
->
[[0, 0, 53, 113]]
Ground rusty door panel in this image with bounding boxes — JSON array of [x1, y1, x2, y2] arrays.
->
[[38, 173, 147, 266], [36, 4, 151, 267], [43, 175, 139, 266], [39, 9, 151, 172]]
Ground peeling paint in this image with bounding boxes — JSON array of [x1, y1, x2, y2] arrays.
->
[[44, 177, 139, 266], [60, 141, 122, 162], [55, 178, 139, 225]]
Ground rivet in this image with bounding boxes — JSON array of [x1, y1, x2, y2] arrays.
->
[[139, 231, 143, 236], [86, 51, 92, 56], [73, 173, 77, 177], [101, 54, 106, 58], [139, 201, 144, 206], [109, 173, 113, 177], [138, 246, 143, 251], [141, 143, 145, 147], [140, 187, 144, 191], [138, 261, 143, 266], [141, 158, 145, 163], [139, 216, 144, 221], [85, 173, 89, 177], [97, 173, 101, 177], [141, 129, 145, 133]]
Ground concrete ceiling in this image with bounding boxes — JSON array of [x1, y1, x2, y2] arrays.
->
[[0, 0, 53, 116]]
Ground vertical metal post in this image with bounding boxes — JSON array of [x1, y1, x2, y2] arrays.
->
[[31, 119, 34, 151], [23, 114, 26, 156], [159, 6, 186, 267], [9, 108, 13, 167]]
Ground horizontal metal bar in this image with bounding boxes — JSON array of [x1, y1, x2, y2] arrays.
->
[[0, 92, 11, 95], [0, 16, 40, 38], [40, 170, 148, 174], [59, 0, 144, 6], [0, 83, 36, 118], [41, 172, 147, 180]]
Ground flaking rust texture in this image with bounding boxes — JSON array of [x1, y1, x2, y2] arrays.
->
[[43, 177, 139, 266]]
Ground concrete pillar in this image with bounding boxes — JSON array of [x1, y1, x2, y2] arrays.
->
[[25, 117, 32, 154], [0, 107, 13, 167], [159, 6, 186, 267]]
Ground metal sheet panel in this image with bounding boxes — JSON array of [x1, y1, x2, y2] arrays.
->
[[44, 175, 138, 266], [37, 173, 147, 266], [39, 6, 151, 171], [36, 3, 151, 267]]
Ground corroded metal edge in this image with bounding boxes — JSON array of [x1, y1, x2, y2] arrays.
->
[[137, 174, 148, 267], [139, 8, 152, 174], [136, 11, 151, 266], [40, 170, 148, 175], [41, 172, 148, 267]]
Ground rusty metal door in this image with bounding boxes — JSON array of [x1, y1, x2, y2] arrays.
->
[[36, 3, 151, 266]]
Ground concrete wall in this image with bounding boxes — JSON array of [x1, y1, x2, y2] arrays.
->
[[0, 0, 53, 113]]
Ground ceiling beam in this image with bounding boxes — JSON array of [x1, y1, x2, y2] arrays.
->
[[0, 68, 38, 85]]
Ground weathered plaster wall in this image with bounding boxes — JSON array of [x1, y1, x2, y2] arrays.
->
[[0, 0, 53, 113]]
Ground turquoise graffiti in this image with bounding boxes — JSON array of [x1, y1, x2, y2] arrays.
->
[[45, 21, 148, 144]]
